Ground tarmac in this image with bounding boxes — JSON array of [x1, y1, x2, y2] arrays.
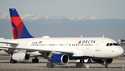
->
[[0, 51, 125, 71]]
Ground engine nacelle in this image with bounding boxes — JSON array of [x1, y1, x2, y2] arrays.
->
[[50, 53, 69, 64], [12, 52, 30, 62], [12, 52, 26, 61]]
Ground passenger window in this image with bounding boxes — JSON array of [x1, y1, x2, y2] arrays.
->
[[113, 43, 120, 46]]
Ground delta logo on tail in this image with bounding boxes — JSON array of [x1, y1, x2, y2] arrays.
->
[[9, 8, 33, 39]]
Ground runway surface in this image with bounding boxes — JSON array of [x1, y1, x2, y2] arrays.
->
[[0, 51, 125, 71]]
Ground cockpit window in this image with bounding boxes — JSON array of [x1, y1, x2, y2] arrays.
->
[[106, 43, 120, 46], [113, 43, 120, 46]]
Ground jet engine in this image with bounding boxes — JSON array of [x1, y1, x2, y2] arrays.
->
[[11, 52, 30, 62], [50, 53, 69, 64]]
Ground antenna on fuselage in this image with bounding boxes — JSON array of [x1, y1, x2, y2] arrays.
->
[[102, 34, 105, 38]]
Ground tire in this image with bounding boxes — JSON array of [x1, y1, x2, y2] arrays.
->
[[76, 63, 83, 68], [10, 59, 17, 63], [47, 62, 55, 68], [32, 58, 39, 63], [25, 54, 30, 60]]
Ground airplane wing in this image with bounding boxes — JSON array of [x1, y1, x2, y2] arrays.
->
[[0, 42, 73, 56], [0, 42, 18, 48]]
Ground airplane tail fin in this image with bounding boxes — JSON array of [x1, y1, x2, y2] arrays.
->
[[9, 8, 33, 39]]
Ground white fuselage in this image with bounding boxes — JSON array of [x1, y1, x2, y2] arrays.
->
[[2, 37, 124, 58]]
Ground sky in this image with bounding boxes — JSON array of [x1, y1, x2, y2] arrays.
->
[[0, 0, 125, 19], [0, 0, 125, 40]]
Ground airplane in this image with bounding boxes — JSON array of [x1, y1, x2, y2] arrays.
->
[[0, 8, 124, 68], [0, 8, 42, 63]]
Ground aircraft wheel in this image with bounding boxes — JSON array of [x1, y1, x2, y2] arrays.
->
[[10, 59, 17, 63], [32, 57, 39, 63], [75, 62, 84, 68], [47, 62, 55, 68]]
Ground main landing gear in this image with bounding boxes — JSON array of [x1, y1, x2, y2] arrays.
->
[[47, 62, 55, 68], [32, 57, 39, 63], [75, 58, 110, 68], [75, 58, 86, 68], [10, 58, 17, 63], [75, 57, 93, 68], [9, 53, 17, 63]]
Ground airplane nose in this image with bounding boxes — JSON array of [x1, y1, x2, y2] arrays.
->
[[112, 46, 124, 57], [117, 47, 124, 56]]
